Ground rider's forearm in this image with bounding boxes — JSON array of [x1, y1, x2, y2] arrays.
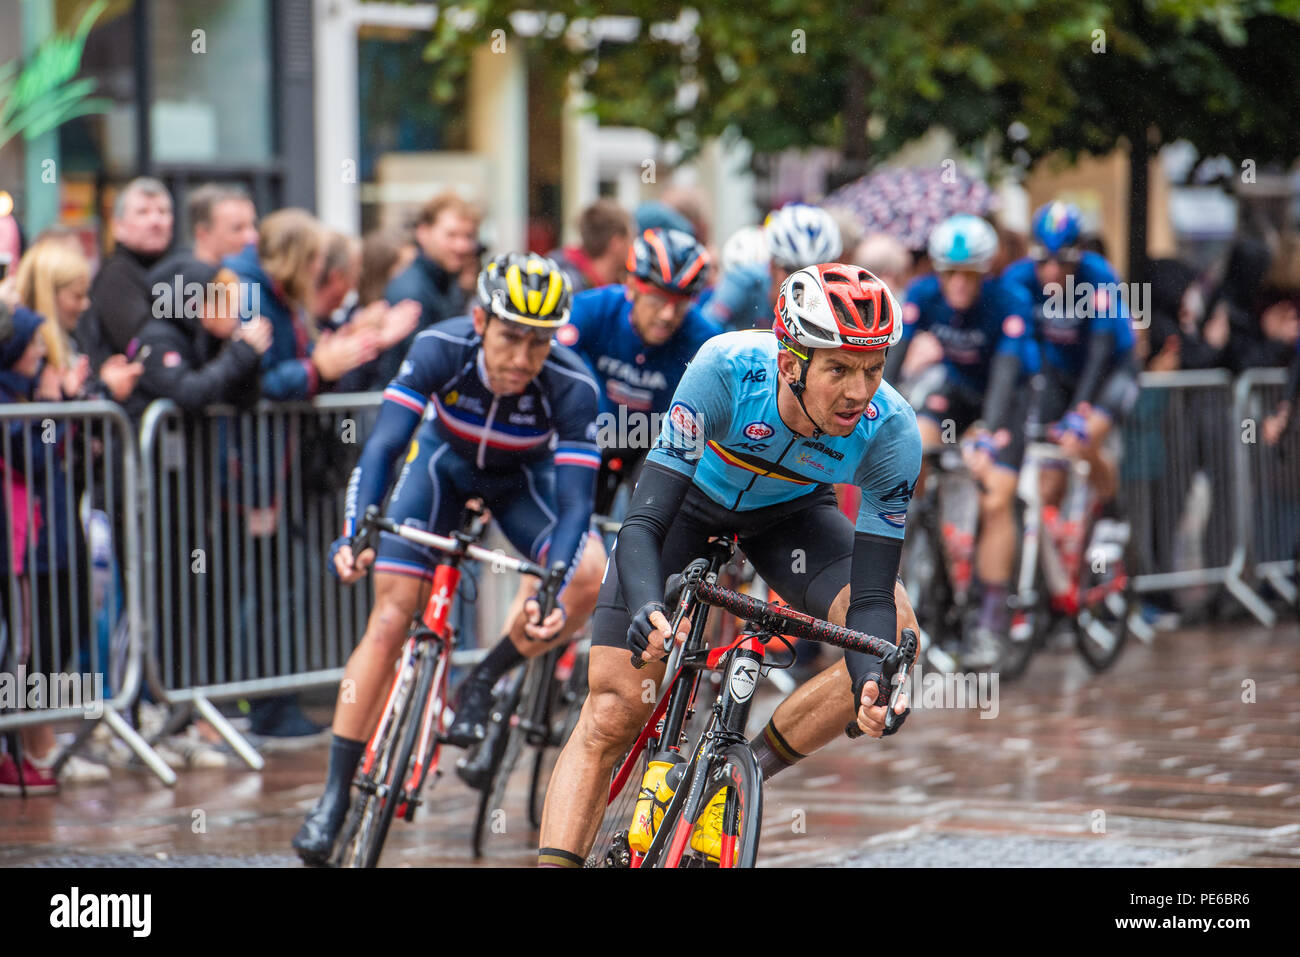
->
[[981, 352, 1021, 432], [1070, 331, 1115, 409], [844, 532, 903, 700], [549, 462, 598, 597], [341, 399, 422, 536], [613, 462, 693, 615]]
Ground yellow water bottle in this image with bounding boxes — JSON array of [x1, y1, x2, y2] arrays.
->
[[628, 751, 686, 853]]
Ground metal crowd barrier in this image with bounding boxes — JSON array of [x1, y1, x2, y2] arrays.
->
[[137, 393, 492, 770], [1119, 368, 1294, 626], [0, 401, 174, 784], [138, 394, 382, 768], [1231, 368, 1297, 625]]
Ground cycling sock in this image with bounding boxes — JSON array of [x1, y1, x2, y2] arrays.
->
[[748, 719, 806, 781], [474, 636, 525, 684], [979, 584, 1010, 634], [326, 734, 365, 803], [537, 846, 585, 868]]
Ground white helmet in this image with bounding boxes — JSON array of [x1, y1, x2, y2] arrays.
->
[[774, 263, 904, 352], [927, 214, 999, 272], [721, 225, 769, 273], [764, 204, 842, 270]]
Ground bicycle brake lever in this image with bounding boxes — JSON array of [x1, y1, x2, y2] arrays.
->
[[351, 504, 381, 555], [884, 628, 918, 734], [845, 627, 918, 740]]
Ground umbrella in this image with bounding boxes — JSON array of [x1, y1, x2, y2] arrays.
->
[[824, 166, 997, 252]]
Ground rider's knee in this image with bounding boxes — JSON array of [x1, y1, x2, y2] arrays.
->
[[583, 690, 646, 759], [980, 471, 1018, 515], [365, 589, 419, 653]]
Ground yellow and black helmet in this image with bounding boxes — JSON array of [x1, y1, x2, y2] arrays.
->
[[476, 252, 573, 329]]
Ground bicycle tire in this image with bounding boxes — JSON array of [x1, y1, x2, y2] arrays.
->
[[529, 643, 588, 828], [361, 644, 438, 867], [471, 670, 528, 858], [1073, 515, 1133, 672], [712, 742, 763, 868], [334, 651, 420, 868]]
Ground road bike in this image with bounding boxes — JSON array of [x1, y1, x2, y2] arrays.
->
[[464, 515, 621, 857], [1001, 440, 1136, 678], [331, 505, 564, 868], [587, 538, 916, 868]]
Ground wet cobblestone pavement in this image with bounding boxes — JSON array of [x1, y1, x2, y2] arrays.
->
[[3, 623, 1297, 867]]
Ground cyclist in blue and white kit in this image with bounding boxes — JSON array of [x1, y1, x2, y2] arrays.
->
[[538, 264, 921, 868], [701, 224, 771, 331], [1001, 201, 1139, 505], [293, 253, 606, 865], [884, 214, 1039, 667], [556, 227, 722, 515]]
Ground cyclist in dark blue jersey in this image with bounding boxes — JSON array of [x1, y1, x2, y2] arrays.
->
[[537, 264, 921, 868], [1002, 201, 1140, 505], [293, 253, 606, 865], [884, 214, 1038, 668], [556, 227, 720, 514]]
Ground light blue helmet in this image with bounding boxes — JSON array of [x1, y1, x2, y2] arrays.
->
[[927, 214, 998, 272]]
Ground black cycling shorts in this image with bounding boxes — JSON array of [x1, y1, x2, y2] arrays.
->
[[1028, 358, 1140, 440], [591, 482, 854, 649], [916, 373, 1028, 471]]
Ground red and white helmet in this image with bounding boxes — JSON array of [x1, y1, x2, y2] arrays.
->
[[773, 263, 903, 352]]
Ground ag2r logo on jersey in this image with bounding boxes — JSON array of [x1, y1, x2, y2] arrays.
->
[[743, 421, 774, 440]]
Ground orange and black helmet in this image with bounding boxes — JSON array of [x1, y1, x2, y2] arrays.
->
[[626, 227, 711, 298]]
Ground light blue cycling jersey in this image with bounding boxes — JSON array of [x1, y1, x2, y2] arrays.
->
[[645, 330, 921, 539]]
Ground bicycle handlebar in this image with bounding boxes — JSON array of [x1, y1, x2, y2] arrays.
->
[[693, 580, 898, 660], [629, 565, 917, 738], [350, 506, 566, 620]]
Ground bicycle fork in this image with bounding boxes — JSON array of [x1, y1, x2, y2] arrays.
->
[[654, 637, 764, 868]]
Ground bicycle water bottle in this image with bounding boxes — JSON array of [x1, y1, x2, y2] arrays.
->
[[628, 751, 686, 853]]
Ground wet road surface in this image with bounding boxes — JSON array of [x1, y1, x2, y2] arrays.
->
[[2, 623, 1297, 867]]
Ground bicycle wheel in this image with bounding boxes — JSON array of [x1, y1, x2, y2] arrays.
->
[[334, 653, 419, 868], [528, 642, 588, 828], [1073, 515, 1133, 672], [359, 644, 438, 868], [656, 742, 763, 868], [470, 670, 527, 858]]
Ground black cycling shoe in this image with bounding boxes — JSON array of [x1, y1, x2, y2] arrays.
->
[[292, 790, 349, 866], [444, 671, 496, 748], [456, 705, 509, 790]]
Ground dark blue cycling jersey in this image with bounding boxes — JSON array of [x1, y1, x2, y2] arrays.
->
[[556, 284, 722, 418], [900, 274, 1038, 392], [1001, 252, 1136, 377], [341, 316, 601, 583]]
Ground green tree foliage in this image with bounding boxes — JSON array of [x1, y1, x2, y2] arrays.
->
[[0, 1, 110, 151], [425, 1, 1300, 266]]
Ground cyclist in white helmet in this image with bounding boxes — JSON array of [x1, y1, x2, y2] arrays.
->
[[702, 225, 771, 331], [759, 204, 843, 326], [884, 214, 1039, 670]]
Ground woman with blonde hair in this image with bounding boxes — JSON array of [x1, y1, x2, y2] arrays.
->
[[13, 239, 143, 403]]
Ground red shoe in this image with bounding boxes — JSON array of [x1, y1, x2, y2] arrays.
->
[[0, 753, 59, 796]]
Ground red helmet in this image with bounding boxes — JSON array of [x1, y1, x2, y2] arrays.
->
[[772, 263, 903, 352]]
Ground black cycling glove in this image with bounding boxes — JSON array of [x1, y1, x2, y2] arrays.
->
[[627, 600, 667, 658], [851, 670, 910, 737]]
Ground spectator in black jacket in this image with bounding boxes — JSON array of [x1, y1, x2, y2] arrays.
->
[[372, 192, 479, 384], [128, 258, 272, 420], [76, 177, 173, 375]]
